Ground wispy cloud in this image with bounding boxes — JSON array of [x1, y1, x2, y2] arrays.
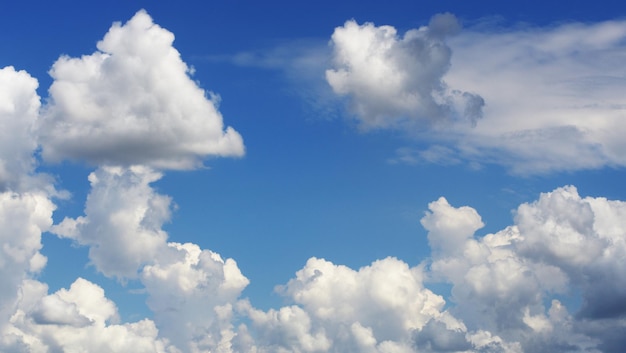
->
[[441, 19, 626, 174]]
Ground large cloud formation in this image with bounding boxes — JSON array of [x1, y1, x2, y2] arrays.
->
[[325, 15, 626, 174], [0, 9, 248, 353], [38, 10, 244, 170], [423, 186, 626, 352]]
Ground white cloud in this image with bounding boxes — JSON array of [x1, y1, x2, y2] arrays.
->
[[238, 256, 516, 353], [325, 14, 484, 130], [441, 19, 626, 174], [515, 186, 626, 320], [0, 192, 54, 327], [3, 278, 179, 353], [421, 186, 626, 352], [0, 67, 45, 192], [51, 165, 249, 352], [141, 242, 249, 352], [38, 10, 244, 170], [52, 166, 170, 278]]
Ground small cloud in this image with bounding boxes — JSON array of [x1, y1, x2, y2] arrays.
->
[[389, 145, 462, 166]]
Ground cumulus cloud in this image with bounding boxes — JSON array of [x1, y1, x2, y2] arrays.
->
[[421, 186, 626, 352], [326, 14, 484, 130], [236, 256, 519, 353], [52, 166, 170, 278], [0, 10, 252, 352], [0, 67, 44, 191], [515, 186, 626, 320], [38, 10, 244, 170], [3, 278, 178, 353], [0, 192, 54, 328], [50, 165, 249, 352], [141, 242, 249, 352]]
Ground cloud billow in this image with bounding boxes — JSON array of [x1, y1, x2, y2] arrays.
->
[[422, 186, 626, 352], [325, 13, 485, 130], [38, 10, 244, 170]]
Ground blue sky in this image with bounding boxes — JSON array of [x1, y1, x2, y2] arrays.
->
[[1, 1, 626, 352]]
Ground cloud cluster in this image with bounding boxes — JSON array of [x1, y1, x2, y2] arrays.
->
[[422, 186, 626, 352], [326, 14, 485, 130], [52, 166, 249, 352], [9, 174, 625, 352], [38, 10, 244, 170], [3, 278, 178, 352], [237, 257, 519, 353], [0, 9, 248, 353]]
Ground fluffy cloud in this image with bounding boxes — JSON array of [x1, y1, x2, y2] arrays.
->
[[515, 187, 626, 320], [0, 192, 54, 328], [38, 10, 244, 170], [237, 256, 518, 353], [51, 165, 249, 352], [52, 166, 170, 278], [0, 10, 251, 352], [142, 242, 249, 352], [326, 14, 484, 130], [2, 278, 178, 353], [421, 186, 626, 352], [0, 67, 41, 191]]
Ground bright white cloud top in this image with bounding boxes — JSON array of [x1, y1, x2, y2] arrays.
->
[[326, 14, 485, 130], [38, 10, 244, 170], [1, 7, 625, 353]]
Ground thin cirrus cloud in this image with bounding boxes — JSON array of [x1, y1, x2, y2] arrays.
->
[[1, 8, 626, 353], [37, 9, 244, 170]]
